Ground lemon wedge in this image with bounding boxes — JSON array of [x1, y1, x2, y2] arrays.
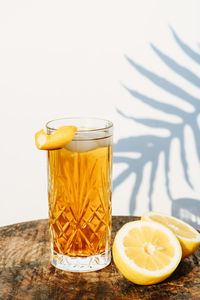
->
[[142, 211, 200, 259], [35, 126, 77, 150], [113, 220, 182, 285]]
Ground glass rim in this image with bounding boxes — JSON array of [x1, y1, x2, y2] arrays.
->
[[46, 117, 113, 133]]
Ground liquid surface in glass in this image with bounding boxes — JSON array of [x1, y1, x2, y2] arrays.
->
[[48, 134, 112, 257]]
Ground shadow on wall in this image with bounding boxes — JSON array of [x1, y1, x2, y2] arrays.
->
[[114, 27, 200, 228]]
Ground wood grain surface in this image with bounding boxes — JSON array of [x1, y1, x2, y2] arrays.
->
[[0, 216, 200, 300]]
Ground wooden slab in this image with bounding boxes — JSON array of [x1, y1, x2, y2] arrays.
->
[[0, 216, 200, 299]]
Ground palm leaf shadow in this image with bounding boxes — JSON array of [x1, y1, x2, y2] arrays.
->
[[172, 198, 200, 230], [114, 130, 171, 213], [170, 26, 200, 65], [114, 27, 200, 216]]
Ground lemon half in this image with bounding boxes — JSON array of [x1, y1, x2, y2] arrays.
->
[[113, 220, 182, 285]]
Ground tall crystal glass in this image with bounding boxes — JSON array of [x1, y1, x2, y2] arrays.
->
[[46, 118, 113, 272]]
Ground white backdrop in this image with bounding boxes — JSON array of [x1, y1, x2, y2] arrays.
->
[[1, 0, 200, 226]]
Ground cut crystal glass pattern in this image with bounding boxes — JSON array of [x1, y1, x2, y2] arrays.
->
[[48, 145, 112, 257]]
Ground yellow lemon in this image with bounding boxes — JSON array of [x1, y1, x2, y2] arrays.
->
[[112, 220, 182, 285], [142, 211, 200, 259], [35, 126, 77, 150]]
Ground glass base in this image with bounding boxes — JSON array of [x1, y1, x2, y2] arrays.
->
[[51, 249, 111, 272]]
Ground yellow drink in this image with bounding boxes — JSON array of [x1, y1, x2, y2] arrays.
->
[[48, 145, 112, 256]]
